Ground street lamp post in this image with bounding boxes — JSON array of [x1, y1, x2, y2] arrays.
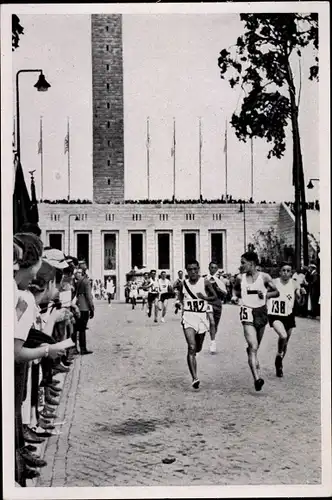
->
[[16, 69, 51, 163], [68, 214, 79, 255], [239, 200, 246, 253], [307, 178, 320, 189]]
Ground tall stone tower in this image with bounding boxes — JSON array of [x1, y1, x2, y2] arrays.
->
[[91, 14, 124, 203]]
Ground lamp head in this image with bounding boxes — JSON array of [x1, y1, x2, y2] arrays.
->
[[34, 73, 51, 92], [307, 179, 314, 189]]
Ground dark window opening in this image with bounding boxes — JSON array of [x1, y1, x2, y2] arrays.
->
[[107, 159, 110, 166], [106, 64, 110, 70], [104, 234, 116, 270], [211, 233, 223, 269], [184, 233, 197, 268], [131, 233, 143, 269], [106, 83, 110, 90], [107, 178, 111, 185], [76, 233, 90, 269], [106, 26, 109, 31], [107, 121, 110, 128], [158, 233, 170, 270], [106, 44, 109, 51], [107, 102, 110, 109], [49, 233, 62, 251], [108, 140, 111, 146]]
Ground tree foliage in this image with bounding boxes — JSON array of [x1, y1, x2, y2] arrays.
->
[[218, 14, 318, 159], [12, 14, 24, 51], [252, 227, 289, 268]]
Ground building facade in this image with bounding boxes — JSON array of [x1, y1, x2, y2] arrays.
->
[[38, 202, 295, 300]]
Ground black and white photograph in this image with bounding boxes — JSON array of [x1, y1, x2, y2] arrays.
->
[[1, 2, 331, 498]]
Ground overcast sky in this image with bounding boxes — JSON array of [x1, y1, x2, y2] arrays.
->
[[12, 12, 319, 202]]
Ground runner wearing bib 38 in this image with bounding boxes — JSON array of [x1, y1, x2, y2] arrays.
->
[[267, 262, 302, 377], [178, 260, 217, 389], [234, 251, 279, 392]]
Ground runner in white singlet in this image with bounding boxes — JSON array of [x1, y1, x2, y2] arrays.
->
[[139, 272, 150, 311], [234, 251, 279, 392], [129, 280, 139, 310], [158, 271, 171, 323], [178, 260, 217, 389], [267, 262, 302, 377], [147, 270, 160, 322]]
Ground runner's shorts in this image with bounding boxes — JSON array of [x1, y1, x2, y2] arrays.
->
[[129, 290, 138, 299], [268, 313, 296, 330], [241, 305, 268, 330], [159, 292, 171, 302], [148, 292, 159, 304], [182, 312, 209, 334]]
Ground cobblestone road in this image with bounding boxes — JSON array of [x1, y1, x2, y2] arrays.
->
[[38, 301, 321, 487]]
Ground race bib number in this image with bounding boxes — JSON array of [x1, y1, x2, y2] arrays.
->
[[185, 299, 206, 312], [268, 299, 287, 316], [239, 306, 253, 323]]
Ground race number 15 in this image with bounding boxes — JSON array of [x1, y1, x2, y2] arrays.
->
[[240, 306, 253, 322]]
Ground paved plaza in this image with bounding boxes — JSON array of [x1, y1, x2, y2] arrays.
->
[[37, 301, 321, 487]]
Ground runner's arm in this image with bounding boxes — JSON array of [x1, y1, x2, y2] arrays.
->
[[178, 282, 184, 305], [263, 273, 280, 300], [233, 275, 242, 298], [196, 279, 217, 302]]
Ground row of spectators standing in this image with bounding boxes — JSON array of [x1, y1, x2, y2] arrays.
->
[[13, 223, 95, 487]]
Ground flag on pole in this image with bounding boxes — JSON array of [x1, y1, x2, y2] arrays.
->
[[171, 118, 176, 157], [224, 122, 228, 153], [64, 131, 69, 154], [37, 139, 42, 154], [146, 117, 150, 149]]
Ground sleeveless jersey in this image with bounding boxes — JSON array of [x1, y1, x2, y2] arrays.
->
[[267, 278, 296, 316], [182, 277, 209, 313], [158, 278, 170, 294], [130, 282, 138, 291], [149, 278, 159, 293], [240, 273, 267, 309]]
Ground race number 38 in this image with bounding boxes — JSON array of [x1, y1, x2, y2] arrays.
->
[[239, 306, 253, 323], [270, 299, 286, 315]]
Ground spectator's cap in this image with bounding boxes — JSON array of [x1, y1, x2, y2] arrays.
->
[[43, 248, 69, 269]]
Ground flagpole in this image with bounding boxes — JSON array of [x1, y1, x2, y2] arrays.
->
[[172, 117, 176, 200], [40, 116, 44, 200], [225, 120, 228, 199], [67, 117, 70, 201], [146, 117, 150, 200], [199, 117, 202, 201], [250, 136, 254, 200]]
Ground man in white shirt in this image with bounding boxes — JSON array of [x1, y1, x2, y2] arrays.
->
[[106, 277, 115, 305]]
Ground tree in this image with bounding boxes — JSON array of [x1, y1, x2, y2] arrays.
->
[[218, 14, 318, 268], [252, 227, 286, 264], [12, 14, 24, 51]]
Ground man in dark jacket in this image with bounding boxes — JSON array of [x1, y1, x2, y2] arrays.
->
[[305, 264, 320, 318], [74, 268, 94, 355]]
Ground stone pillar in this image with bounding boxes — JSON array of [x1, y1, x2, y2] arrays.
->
[[91, 14, 124, 203]]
